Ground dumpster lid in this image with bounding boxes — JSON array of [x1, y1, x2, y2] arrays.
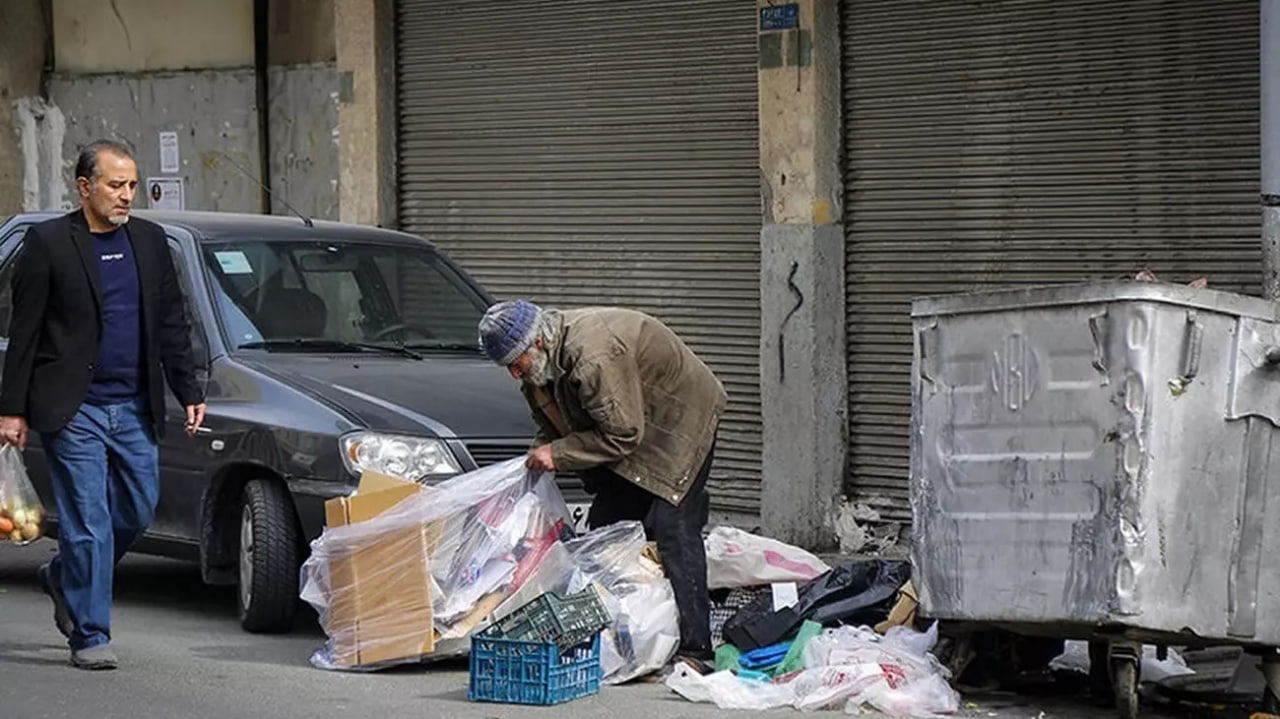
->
[[911, 281, 1280, 321]]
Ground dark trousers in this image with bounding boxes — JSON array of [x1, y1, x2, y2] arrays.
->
[[583, 446, 713, 657]]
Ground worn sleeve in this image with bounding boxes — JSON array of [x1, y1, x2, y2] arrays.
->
[[548, 354, 645, 470], [0, 229, 51, 417], [158, 242, 204, 406]]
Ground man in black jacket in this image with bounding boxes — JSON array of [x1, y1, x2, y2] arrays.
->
[[0, 139, 206, 670]]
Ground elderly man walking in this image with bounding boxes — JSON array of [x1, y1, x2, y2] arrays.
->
[[0, 139, 205, 669], [479, 300, 726, 663]]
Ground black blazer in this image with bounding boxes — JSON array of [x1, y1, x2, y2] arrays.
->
[[0, 210, 204, 436]]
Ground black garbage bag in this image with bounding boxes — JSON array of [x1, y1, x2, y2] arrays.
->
[[721, 559, 911, 652]]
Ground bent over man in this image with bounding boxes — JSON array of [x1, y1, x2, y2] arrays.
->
[[479, 300, 726, 662]]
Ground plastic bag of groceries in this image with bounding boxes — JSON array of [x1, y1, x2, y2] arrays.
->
[[566, 521, 681, 683], [300, 457, 574, 671], [0, 445, 45, 545]]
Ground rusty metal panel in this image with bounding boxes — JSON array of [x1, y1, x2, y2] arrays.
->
[[394, 0, 763, 513], [842, 0, 1261, 521]]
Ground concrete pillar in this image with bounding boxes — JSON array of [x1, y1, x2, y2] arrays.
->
[[758, 0, 846, 550], [1264, 0, 1280, 299], [0, 1, 47, 215], [333, 0, 395, 228]]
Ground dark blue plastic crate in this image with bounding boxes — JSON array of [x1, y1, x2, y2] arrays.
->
[[468, 632, 602, 706]]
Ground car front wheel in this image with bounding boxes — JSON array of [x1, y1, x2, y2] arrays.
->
[[237, 478, 301, 633]]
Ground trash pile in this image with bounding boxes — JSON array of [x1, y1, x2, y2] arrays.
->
[[298, 457, 679, 683], [297, 456, 956, 712], [688, 526, 958, 716], [668, 622, 959, 716]]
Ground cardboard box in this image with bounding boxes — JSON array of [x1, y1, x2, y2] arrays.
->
[[323, 470, 438, 668]]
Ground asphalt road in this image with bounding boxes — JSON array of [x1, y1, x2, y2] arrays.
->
[[0, 538, 1257, 719]]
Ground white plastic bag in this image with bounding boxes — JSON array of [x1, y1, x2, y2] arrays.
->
[[665, 664, 796, 710], [705, 526, 831, 590], [797, 624, 960, 717], [567, 521, 680, 683], [1049, 640, 1194, 684]]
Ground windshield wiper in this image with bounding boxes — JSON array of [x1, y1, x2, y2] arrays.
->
[[403, 342, 482, 353], [239, 339, 423, 360]]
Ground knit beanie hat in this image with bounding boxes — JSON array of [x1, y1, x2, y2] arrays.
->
[[478, 299, 543, 365]]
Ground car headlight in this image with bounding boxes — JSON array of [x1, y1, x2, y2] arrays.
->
[[340, 431, 462, 483]]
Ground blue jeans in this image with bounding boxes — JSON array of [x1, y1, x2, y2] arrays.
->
[[42, 399, 159, 650]]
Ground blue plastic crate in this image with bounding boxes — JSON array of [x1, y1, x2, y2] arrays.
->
[[468, 632, 602, 706]]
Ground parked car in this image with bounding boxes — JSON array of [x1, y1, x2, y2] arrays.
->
[[0, 210, 588, 633]]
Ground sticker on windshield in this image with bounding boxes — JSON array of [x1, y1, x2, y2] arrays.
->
[[213, 251, 254, 275]]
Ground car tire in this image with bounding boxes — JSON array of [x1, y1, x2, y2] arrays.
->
[[237, 478, 301, 633]]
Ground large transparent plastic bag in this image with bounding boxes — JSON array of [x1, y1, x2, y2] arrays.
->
[[300, 458, 574, 671], [565, 521, 680, 683]]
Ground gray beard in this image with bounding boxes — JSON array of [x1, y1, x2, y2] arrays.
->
[[108, 214, 129, 226], [521, 348, 557, 387]]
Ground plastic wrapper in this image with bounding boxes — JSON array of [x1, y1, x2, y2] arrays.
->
[[705, 526, 831, 590], [666, 664, 796, 710], [0, 445, 44, 545], [665, 622, 960, 717], [300, 458, 574, 671], [1049, 640, 1194, 684], [565, 521, 680, 683]]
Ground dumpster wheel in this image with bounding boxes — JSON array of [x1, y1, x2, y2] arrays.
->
[[1110, 650, 1141, 719]]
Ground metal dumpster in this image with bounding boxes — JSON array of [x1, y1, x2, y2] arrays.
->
[[908, 281, 1280, 716]]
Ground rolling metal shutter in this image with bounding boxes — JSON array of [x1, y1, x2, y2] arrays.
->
[[842, 0, 1260, 521], [395, 0, 763, 513]]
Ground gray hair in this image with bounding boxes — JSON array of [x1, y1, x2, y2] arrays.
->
[[75, 139, 135, 182]]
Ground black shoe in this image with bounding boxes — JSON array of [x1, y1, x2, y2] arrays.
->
[[37, 562, 74, 638]]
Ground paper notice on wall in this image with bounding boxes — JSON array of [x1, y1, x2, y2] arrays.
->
[[147, 177, 184, 211], [159, 131, 180, 173]]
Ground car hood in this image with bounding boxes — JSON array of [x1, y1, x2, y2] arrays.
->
[[236, 353, 535, 439]]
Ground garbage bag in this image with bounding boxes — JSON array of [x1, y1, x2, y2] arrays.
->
[[0, 446, 44, 545], [566, 521, 680, 683], [300, 458, 574, 671], [1049, 640, 1194, 684], [793, 622, 958, 716], [666, 622, 959, 716], [722, 559, 911, 652], [705, 526, 831, 590], [665, 664, 796, 710]]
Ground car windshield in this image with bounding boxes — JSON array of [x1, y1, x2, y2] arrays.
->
[[200, 239, 487, 353]]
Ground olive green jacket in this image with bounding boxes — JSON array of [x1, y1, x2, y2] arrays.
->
[[521, 307, 727, 505]]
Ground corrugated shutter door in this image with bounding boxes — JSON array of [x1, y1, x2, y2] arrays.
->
[[842, 0, 1260, 521], [396, 0, 763, 513]]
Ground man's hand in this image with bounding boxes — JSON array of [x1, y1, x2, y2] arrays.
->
[[526, 444, 556, 472], [184, 404, 207, 438], [0, 416, 28, 450]]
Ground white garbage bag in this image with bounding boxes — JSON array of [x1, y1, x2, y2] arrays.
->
[[705, 526, 832, 590], [665, 621, 959, 717], [567, 521, 680, 683]]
